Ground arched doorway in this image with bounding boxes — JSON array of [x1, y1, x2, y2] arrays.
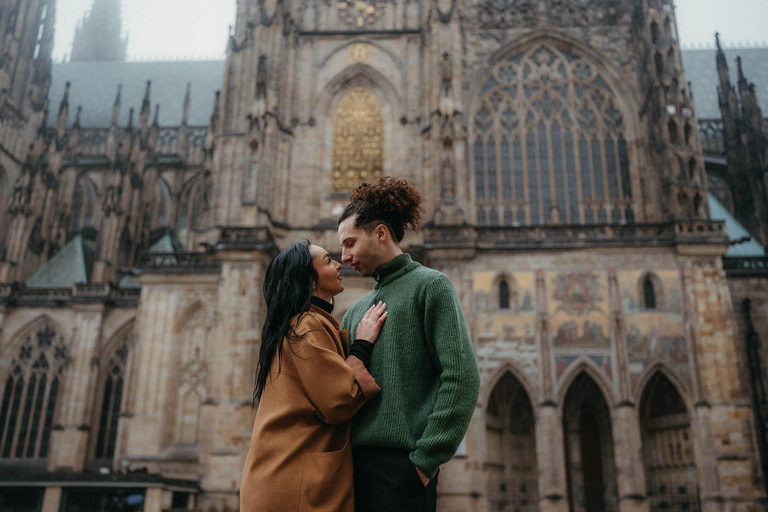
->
[[640, 373, 700, 512], [563, 373, 617, 512], [485, 372, 538, 512]]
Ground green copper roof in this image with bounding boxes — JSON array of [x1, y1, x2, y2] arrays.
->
[[25, 235, 99, 288], [149, 232, 182, 253], [708, 192, 766, 257]]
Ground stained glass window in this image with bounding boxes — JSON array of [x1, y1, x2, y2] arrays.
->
[[0, 324, 68, 460], [94, 340, 129, 460], [472, 44, 634, 226]]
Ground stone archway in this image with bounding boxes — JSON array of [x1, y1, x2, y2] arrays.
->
[[640, 372, 700, 512], [485, 372, 538, 512], [562, 373, 617, 512]]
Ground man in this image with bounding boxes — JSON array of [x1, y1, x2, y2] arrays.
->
[[338, 177, 480, 512]]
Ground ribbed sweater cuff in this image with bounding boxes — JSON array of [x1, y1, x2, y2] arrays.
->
[[409, 451, 440, 480]]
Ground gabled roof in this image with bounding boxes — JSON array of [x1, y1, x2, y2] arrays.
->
[[149, 232, 183, 253], [708, 192, 766, 257], [46, 49, 766, 129], [681, 47, 768, 119], [25, 235, 99, 288], [48, 60, 225, 128]]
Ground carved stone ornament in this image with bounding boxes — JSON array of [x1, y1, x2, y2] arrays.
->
[[337, 1, 385, 28]]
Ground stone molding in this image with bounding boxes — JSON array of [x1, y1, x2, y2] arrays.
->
[[424, 220, 728, 250]]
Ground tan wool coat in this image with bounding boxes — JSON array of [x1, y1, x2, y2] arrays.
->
[[240, 304, 380, 512]]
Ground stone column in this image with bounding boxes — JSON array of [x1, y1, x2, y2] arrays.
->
[[203, 248, 270, 508], [47, 303, 104, 472], [609, 269, 650, 512], [536, 404, 569, 512], [122, 274, 218, 465], [680, 251, 767, 510], [613, 405, 649, 512], [40, 487, 62, 512], [143, 487, 171, 512]]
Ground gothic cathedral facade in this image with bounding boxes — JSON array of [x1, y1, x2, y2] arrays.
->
[[0, 0, 767, 511]]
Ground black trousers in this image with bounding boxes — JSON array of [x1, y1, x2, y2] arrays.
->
[[353, 447, 438, 512]]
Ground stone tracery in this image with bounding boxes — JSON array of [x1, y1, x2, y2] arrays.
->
[[0, 322, 68, 460], [472, 44, 634, 226]]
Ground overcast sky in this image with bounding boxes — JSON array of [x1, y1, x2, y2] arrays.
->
[[52, 0, 767, 62]]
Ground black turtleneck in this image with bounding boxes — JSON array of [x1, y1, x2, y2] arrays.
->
[[310, 295, 334, 314]]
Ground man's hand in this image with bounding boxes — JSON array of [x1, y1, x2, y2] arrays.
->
[[415, 465, 429, 486]]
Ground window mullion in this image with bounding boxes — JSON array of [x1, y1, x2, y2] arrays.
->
[[9, 372, 31, 458], [31, 372, 50, 458], [0, 376, 15, 454]]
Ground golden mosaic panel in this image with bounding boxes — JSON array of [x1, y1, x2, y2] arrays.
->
[[332, 87, 384, 193]]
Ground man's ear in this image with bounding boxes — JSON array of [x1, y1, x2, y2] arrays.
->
[[374, 224, 389, 243]]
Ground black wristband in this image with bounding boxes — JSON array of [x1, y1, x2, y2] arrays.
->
[[349, 340, 375, 368]]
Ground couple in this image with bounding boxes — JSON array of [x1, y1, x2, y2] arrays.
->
[[240, 177, 481, 512]]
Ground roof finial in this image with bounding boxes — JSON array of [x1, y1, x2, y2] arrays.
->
[[58, 81, 71, 115], [74, 106, 82, 128], [57, 82, 71, 134], [736, 55, 746, 85], [141, 80, 151, 114], [152, 104, 160, 127], [182, 83, 191, 126], [715, 32, 722, 52], [111, 83, 122, 126], [127, 107, 134, 130], [211, 90, 221, 131]]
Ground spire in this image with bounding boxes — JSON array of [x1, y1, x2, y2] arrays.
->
[[112, 84, 122, 126], [71, 0, 128, 62], [74, 106, 82, 128], [736, 56, 748, 88], [210, 90, 221, 132], [127, 107, 134, 130], [140, 80, 151, 130], [152, 105, 160, 127], [182, 83, 191, 126], [56, 82, 71, 134]]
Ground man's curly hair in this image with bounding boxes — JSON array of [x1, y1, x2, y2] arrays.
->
[[338, 176, 424, 242]]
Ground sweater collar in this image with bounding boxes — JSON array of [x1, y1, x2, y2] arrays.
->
[[373, 253, 419, 288]]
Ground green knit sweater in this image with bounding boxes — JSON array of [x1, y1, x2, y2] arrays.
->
[[342, 254, 480, 479]]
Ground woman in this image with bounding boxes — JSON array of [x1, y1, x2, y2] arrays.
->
[[240, 241, 387, 512]]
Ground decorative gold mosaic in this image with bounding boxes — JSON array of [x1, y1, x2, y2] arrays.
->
[[332, 87, 384, 192]]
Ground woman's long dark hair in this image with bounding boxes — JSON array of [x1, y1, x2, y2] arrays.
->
[[253, 240, 318, 404]]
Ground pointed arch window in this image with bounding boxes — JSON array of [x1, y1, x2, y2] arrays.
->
[[152, 179, 172, 229], [640, 273, 664, 311], [94, 340, 129, 461], [71, 175, 98, 234], [0, 324, 68, 459], [499, 280, 510, 309], [643, 278, 656, 309], [332, 87, 384, 192], [176, 178, 202, 250], [472, 44, 634, 226]]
